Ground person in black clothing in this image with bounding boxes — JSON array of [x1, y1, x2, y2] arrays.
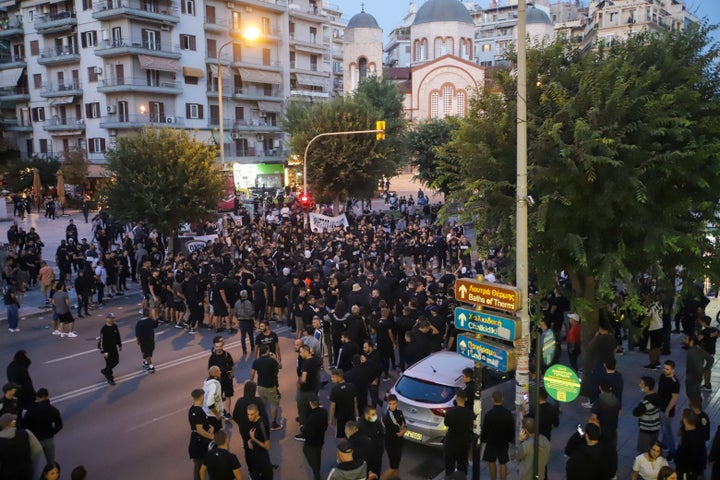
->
[[675, 408, 707, 480], [200, 430, 242, 480], [329, 369, 358, 438], [383, 394, 407, 479], [358, 405, 385, 477], [535, 388, 560, 441], [335, 332, 360, 373], [709, 424, 720, 480], [98, 313, 122, 385], [461, 368, 475, 402], [565, 422, 610, 480], [21, 388, 62, 465], [232, 381, 269, 477], [344, 420, 373, 469], [444, 390, 474, 477], [301, 393, 328, 480], [188, 389, 214, 480], [246, 403, 273, 480], [74, 269, 91, 318], [0, 413, 43, 480], [295, 345, 321, 438], [208, 336, 235, 418], [480, 391, 514, 480], [6, 350, 35, 415], [135, 313, 156, 373], [343, 354, 372, 415], [250, 345, 281, 429]]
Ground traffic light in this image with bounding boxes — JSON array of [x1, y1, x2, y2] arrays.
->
[[376, 120, 386, 140], [298, 192, 315, 212]]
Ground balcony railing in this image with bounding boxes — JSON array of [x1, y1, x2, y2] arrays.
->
[[0, 53, 25, 64], [93, 0, 178, 17], [96, 37, 179, 55], [41, 81, 82, 94], [0, 86, 29, 96], [101, 113, 185, 126], [34, 10, 77, 31], [45, 116, 85, 128], [99, 77, 180, 89], [40, 44, 80, 58]]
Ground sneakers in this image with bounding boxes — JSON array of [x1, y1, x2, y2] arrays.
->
[[187, 329, 197, 335], [147, 366, 155, 373], [67, 332, 78, 338], [60, 332, 67, 338], [581, 401, 593, 409], [143, 360, 148, 369], [52, 330, 61, 335], [174, 323, 184, 329], [271, 422, 282, 431], [293, 434, 305, 441], [223, 412, 232, 420]]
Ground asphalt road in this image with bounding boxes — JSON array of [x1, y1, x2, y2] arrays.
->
[[1, 292, 451, 479]]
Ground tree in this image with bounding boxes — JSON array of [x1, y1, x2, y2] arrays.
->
[[60, 149, 89, 188], [447, 26, 720, 335], [283, 76, 406, 213], [2, 156, 61, 194], [407, 117, 462, 196], [103, 127, 224, 241]]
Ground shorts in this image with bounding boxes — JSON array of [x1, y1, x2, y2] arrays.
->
[[139, 341, 155, 358], [220, 377, 234, 398], [482, 443, 509, 464], [213, 303, 229, 317], [649, 329, 664, 349], [58, 312, 74, 324], [258, 385, 279, 407], [174, 301, 186, 312], [149, 297, 159, 309]]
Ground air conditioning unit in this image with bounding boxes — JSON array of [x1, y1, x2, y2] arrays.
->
[[231, 132, 242, 139], [94, 66, 103, 75], [76, 119, 85, 125], [161, 25, 171, 31], [107, 105, 116, 114], [226, 1, 233, 8], [166, 116, 176, 124]]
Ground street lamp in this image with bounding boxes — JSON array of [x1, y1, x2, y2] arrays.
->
[[218, 26, 261, 168]]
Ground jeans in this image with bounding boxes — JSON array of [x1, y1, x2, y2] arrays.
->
[[77, 293, 90, 315], [40, 438, 56, 464], [303, 444, 322, 480], [239, 320, 255, 353], [6, 303, 19, 329], [660, 412, 676, 455]]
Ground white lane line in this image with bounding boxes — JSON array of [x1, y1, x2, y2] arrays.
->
[[50, 327, 289, 404], [125, 405, 189, 433], [44, 331, 167, 365]]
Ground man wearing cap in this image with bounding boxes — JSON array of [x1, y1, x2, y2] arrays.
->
[[98, 313, 122, 385], [326, 439, 369, 480], [0, 413, 43, 480], [0, 383, 19, 416]]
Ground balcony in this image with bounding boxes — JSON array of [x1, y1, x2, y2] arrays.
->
[[203, 15, 230, 33], [92, 0, 180, 25], [208, 118, 281, 133], [0, 18, 24, 38], [223, 143, 287, 162], [97, 76, 182, 94], [0, 86, 30, 101], [0, 53, 26, 70], [290, 33, 327, 53], [95, 37, 181, 59], [100, 113, 185, 129], [44, 116, 86, 133], [231, 85, 283, 102], [1, 118, 33, 132], [38, 45, 81, 65], [289, 88, 329, 99], [34, 11, 77, 35], [288, 2, 325, 22], [40, 81, 83, 98], [238, 0, 287, 14]]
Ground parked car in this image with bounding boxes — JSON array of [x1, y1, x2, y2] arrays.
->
[[388, 350, 513, 448]]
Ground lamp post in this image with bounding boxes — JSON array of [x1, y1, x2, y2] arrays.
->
[[217, 26, 260, 169]]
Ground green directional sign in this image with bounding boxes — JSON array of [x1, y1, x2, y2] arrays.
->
[[543, 364, 581, 403], [454, 306, 521, 341]]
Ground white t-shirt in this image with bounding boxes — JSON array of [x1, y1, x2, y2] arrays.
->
[[202, 378, 223, 417], [632, 453, 668, 480]]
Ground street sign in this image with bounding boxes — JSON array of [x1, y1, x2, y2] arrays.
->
[[457, 334, 517, 372], [454, 279, 521, 313], [543, 364, 581, 403], [454, 306, 521, 341], [541, 329, 556, 365]]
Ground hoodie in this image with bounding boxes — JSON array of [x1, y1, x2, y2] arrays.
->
[[326, 458, 368, 480]]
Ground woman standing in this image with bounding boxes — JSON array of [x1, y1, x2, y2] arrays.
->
[[4, 285, 20, 332], [631, 441, 669, 480]]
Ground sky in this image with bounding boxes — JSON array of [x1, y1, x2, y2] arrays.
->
[[333, 0, 720, 43]]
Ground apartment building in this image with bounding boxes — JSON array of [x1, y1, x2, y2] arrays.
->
[[0, 0, 346, 187]]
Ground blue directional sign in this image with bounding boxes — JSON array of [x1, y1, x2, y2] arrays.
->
[[457, 334, 517, 372], [454, 306, 521, 341]]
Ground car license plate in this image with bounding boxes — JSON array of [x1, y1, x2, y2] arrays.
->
[[404, 430, 422, 441]]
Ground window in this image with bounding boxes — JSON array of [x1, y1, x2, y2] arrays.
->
[[482, 44, 491, 52], [142, 29, 159, 50], [181, 0, 195, 15], [262, 17, 271, 34], [81, 31, 98, 48], [235, 106, 244, 121], [207, 39, 217, 58], [262, 48, 271, 65], [442, 86, 452, 116], [456, 92, 466, 117], [310, 55, 318, 71], [263, 84, 272, 96], [30, 40, 39, 56], [88, 138, 107, 153], [186, 103, 203, 119], [232, 11, 241, 30], [87, 67, 99, 83], [359, 57, 367, 80], [309, 27, 317, 43], [289, 22, 295, 39], [180, 34, 196, 51], [430, 92, 439, 118], [85, 102, 101, 119], [147, 70, 160, 86], [82, 0, 93, 11], [233, 43, 241, 62], [39, 139, 48, 154], [205, 5, 215, 23], [185, 76, 198, 85], [33, 74, 42, 89], [31, 107, 46, 122]]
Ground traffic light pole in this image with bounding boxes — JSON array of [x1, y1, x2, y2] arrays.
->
[[302, 127, 385, 229]]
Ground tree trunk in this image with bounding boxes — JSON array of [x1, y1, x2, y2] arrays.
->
[[567, 269, 599, 351], [333, 197, 340, 216]]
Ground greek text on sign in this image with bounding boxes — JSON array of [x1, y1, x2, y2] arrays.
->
[[454, 306, 521, 341], [457, 334, 517, 372], [454, 280, 521, 312], [543, 364, 581, 403]]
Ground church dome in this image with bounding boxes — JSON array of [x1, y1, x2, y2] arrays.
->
[[347, 10, 380, 29], [527, 6, 552, 25], [412, 0, 473, 26]]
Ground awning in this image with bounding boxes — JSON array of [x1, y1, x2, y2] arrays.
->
[[48, 96, 74, 106], [211, 131, 234, 143], [183, 66, 205, 78], [138, 55, 180, 73], [295, 73, 328, 88], [0, 67, 23, 89], [87, 164, 111, 178], [209, 64, 231, 78], [257, 101, 283, 113], [237, 68, 282, 84]]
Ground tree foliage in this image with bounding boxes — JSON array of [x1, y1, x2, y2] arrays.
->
[[448, 26, 720, 327], [283, 76, 407, 210], [103, 127, 224, 237], [60, 149, 89, 186], [408, 117, 462, 196], [2, 156, 61, 193]]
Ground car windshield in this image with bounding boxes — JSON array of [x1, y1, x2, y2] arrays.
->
[[395, 375, 456, 404]]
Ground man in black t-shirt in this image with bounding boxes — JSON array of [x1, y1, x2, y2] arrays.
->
[[200, 430, 242, 480], [208, 337, 234, 419], [255, 321, 282, 364], [188, 389, 214, 480], [295, 345, 321, 439], [250, 345, 281, 430], [246, 403, 273, 480], [657, 359, 681, 459], [329, 369, 358, 438]]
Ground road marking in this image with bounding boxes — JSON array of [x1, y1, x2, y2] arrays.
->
[[125, 405, 189, 432], [43, 331, 168, 365], [50, 326, 290, 404]]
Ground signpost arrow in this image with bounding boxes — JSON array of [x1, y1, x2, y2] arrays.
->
[[454, 279, 521, 313], [458, 284, 468, 300], [453, 306, 521, 341]]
